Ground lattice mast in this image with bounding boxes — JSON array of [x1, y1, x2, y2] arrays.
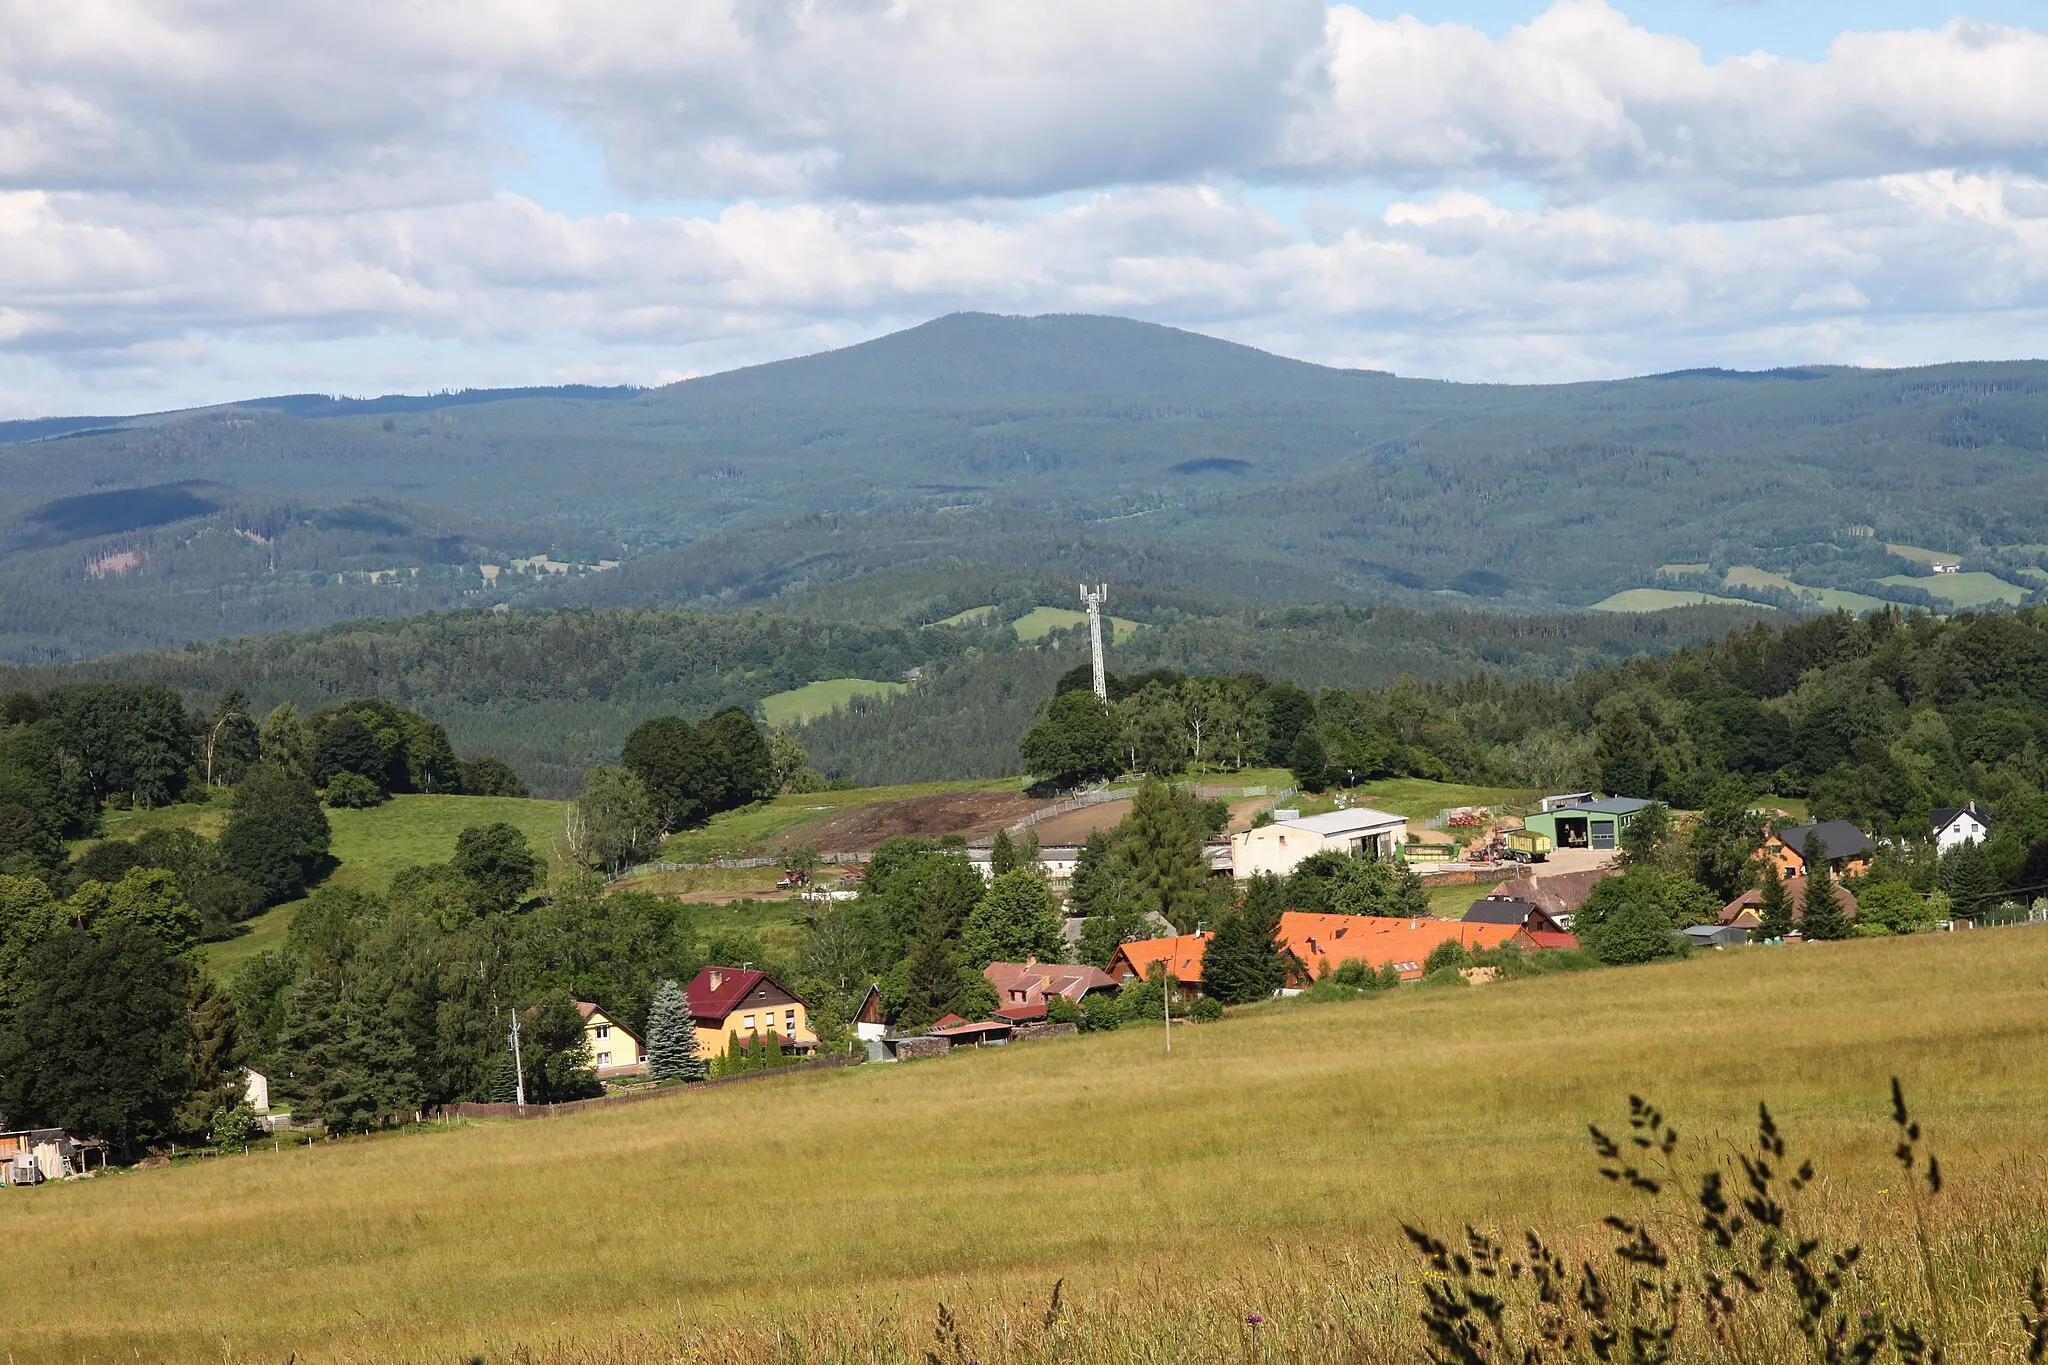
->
[[1080, 583, 1109, 699]]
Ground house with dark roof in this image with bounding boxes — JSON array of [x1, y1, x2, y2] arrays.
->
[[684, 967, 819, 1056], [1462, 895, 1567, 935], [1931, 802, 1990, 854], [1767, 821, 1874, 877]]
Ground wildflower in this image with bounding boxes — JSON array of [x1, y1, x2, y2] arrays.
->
[[1245, 1312, 1265, 1326]]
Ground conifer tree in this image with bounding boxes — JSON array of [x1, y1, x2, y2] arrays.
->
[[1755, 861, 1793, 941], [1798, 834, 1848, 940], [487, 1050, 520, 1103], [901, 908, 964, 1028], [645, 978, 704, 1082], [1126, 777, 1205, 931], [1201, 874, 1290, 1004], [989, 828, 1018, 877]]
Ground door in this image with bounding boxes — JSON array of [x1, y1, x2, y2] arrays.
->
[[1591, 819, 1616, 849]]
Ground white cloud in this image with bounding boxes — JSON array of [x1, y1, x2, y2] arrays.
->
[[1, 0, 2048, 414]]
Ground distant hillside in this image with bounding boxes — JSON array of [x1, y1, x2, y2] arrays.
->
[[4, 311, 2045, 660], [0, 598, 1769, 794]]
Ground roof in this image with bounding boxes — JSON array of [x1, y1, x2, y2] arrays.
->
[[1525, 930, 1581, 951], [1773, 821, 1874, 863], [994, 1002, 1047, 1022], [1931, 803, 1989, 833], [931, 1013, 969, 1029], [1721, 878, 1858, 921], [573, 1001, 642, 1044], [1108, 933, 1212, 984], [1542, 797, 1652, 817], [1463, 896, 1544, 927], [683, 967, 807, 1023], [1490, 870, 1611, 915], [1684, 924, 1749, 943], [984, 960, 1118, 1003], [930, 1018, 1013, 1039], [1275, 807, 1405, 837], [1280, 912, 1531, 983]]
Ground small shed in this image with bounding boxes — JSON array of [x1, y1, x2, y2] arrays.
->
[[1521, 798, 1651, 852], [1683, 924, 1751, 949], [853, 984, 889, 1042]]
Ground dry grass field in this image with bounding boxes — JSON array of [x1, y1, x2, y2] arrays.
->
[[9, 929, 2048, 1363]]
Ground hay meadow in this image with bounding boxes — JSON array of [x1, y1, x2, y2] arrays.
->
[[10, 928, 2048, 1363]]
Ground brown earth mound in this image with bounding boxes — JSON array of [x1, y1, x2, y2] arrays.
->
[[764, 790, 1049, 854]]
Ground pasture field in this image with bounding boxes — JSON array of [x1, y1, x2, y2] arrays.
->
[[1884, 542, 1961, 565], [1007, 605, 1141, 640], [1721, 565, 1891, 614], [14, 928, 2048, 1364], [931, 604, 997, 626], [205, 795, 566, 975], [1300, 777, 1540, 823], [1589, 587, 1763, 612], [756, 677, 906, 726], [1880, 570, 2028, 608]]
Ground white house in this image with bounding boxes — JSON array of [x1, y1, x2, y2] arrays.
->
[[1931, 803, 1990, 854], [1229, 807, 1407, 879]]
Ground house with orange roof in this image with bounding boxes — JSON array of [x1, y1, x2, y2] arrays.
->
[[1279, 913, 1532, 984], [1108, 916, 1543, 993], [1105, 932, 1211, 991]]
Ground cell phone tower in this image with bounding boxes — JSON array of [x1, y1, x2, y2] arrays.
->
[[1080, 583, 1109, 699]]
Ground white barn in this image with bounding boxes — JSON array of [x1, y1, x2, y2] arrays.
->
[[1229, 807, 1407, 879]]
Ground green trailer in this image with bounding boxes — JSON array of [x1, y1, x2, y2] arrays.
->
[[1506, 828, 1552, 863]]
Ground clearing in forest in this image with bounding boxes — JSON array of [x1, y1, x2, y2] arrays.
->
[[756, 677, 906, 727]]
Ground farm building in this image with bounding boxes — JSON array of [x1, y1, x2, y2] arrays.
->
[[984, 960, 1119, 1019], [1519, 797, 1651, 852], [1462, 895, 1568, 934], [1229, 807, 1406, 879]]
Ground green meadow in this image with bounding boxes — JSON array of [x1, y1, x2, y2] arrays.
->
[[757, 677, 908, 726], [8, 928, 2048, 1363]]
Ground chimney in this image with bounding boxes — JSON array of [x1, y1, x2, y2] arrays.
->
[[709, 970, 724, 992]]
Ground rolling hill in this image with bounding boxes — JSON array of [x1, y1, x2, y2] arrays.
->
[[6, 312, 2048, 661]]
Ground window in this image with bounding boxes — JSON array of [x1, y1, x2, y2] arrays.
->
[[595, 1024, 609, 1039], [785, 1009, 797, 1032], [743, 1014, 755, 1031], [597, 1051, 611, 1067]]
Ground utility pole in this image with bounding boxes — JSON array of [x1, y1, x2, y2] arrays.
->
[[1080, 582, 1109, 699], [508, 1009, 526, 1108], [1163, 963, 1173, 1055]]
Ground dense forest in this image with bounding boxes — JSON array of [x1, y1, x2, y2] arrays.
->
[[0, 598, 1771, 795], [9, 313, 2048, 661]]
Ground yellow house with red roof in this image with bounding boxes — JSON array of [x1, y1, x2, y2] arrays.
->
[[685, 966, 819, 1054]]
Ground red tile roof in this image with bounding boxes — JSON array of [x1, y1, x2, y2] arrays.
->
[[683, 967, 775, 1023], [1525, 930, 1581, 951], [994, 1002, 1047, 1022], [984, 960, 1117, 1006], [1107, 933, 1212, 984], [1280, 913, 1530, 982]]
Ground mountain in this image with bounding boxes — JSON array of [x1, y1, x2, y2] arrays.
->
[[3, 312, 2047, 661]]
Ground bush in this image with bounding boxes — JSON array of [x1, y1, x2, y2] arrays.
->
[[322, 772, 384, 808], [1044, 994, 1083, 1026], [1190, 996, 1223, 1022], [1420, 965, 1469, 988], [1422, 939, 1471, 975], [1079, 993, 1127, 1032]]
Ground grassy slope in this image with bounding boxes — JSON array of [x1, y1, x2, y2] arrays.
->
[[1724, 565, 1891, 613], [1590, 587, 1767, 612], [1009, 606, 1141, 640], [1879, 570, 2027, 607], [10, 928, 2048, 1362], [757, 677, 906, 726], [205, 795, 566, 976]]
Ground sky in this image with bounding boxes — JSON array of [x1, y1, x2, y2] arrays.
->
[[2, 0, 2046, 417]]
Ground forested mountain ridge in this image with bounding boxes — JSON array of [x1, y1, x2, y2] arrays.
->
[[0, 598, 1771, 795], [7, 312, 2048, 661]]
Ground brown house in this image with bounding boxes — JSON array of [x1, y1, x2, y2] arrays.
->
[[1766, 822, 1874, 878]]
